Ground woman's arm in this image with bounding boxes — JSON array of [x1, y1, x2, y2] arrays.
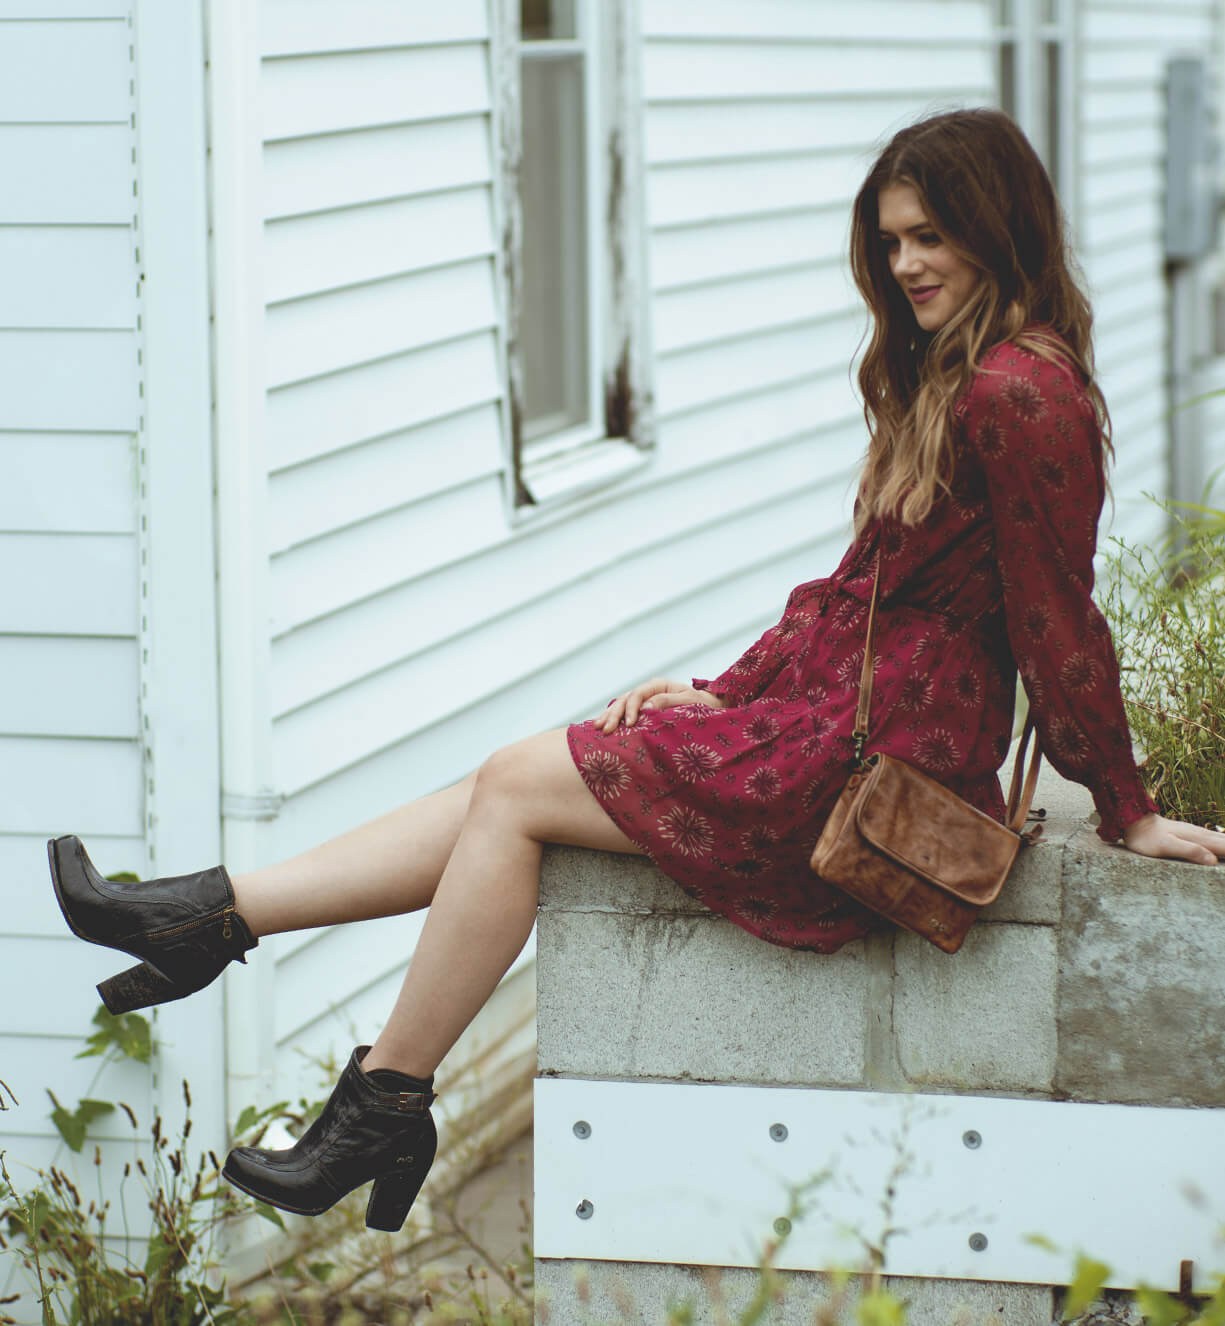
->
[[964, 344, 1161, 844]]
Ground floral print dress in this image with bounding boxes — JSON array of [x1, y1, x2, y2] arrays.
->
[[567, 340, 1158, 953]]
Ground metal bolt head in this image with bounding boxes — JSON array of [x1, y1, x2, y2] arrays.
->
[[573, 1120, 592, 1140], [773, 1217, 792, 1237], [576, 1199, 594, 1220], [962, 1129, 982, 1150], [769, 1123, 788, 1142], [968, 1232, 988, 1253]]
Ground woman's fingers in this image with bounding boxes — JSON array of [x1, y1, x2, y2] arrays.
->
[[596, 679, 686, 732], [1124, 815, 1225, 865]]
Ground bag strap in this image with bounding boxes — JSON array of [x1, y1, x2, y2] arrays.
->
[[852, 549, 1043, 832]]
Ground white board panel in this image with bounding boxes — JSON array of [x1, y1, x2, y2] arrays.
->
[[0, 125, 132, 223], [534, 1080, 1225, 1292], [1083, 9, 1210, 43], [0, 226, 135, 329], [646, 98, 913, 166], [269, 417, 854, 713], [0, 736, 142, 836], [269, 475, 505, 638], [0, 330, 138, 431], [0, 532, 137, 634], [0, 934, 146, 1033], [0, 432, 135, 534], [263, 115, 491, 219], [643, 0, 988, 42], [1080, 198, 1161, 254], [0, 18, 130, 122], [657, 317, 863, 418], [1082, 121, 1163, 171], [648, 152, 866, 228], [0, 637, 138, 738], [269, 402, 502, 552], [271, 477, 836, 785], [265, 257, 497, 388], [259, 0, 487, 55], [644, 41, 990, 102], [1081, 160, 1163, 215], [654, 263, 857, 355], [1082, 45, 1168, 85], [272, 911, 425, 1044], [0, 0, 127, 11], [651, 208, 847, 291], [261, 44, 489, 142], [265, 330, 502, 470], [0, 1034, 152, 1140], [0, 833, 147, 934], [264, 185, 493, 302]]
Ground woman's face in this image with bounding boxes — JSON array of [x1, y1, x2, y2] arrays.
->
[[877, 182, 980, 332]]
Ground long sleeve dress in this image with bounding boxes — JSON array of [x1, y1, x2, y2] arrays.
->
[[566, 339, 1158, 954]]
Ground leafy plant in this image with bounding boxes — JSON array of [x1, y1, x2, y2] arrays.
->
[[1101, 486, 1225, 829]]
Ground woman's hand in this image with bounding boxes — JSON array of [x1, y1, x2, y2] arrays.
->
[[1121, 812, 1225, 866], [594, 678, 725, 734]]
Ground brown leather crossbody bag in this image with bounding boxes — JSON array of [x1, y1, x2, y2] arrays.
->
[[810, 555, 1043, 954]]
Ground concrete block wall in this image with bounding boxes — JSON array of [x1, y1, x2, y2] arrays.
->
[[534, 765, 1225, 1323]]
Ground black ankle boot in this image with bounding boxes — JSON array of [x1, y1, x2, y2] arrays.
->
[[222, 1047, 437, 1232], [46, 835, 257, 1015]]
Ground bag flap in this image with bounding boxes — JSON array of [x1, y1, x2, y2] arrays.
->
[[853, 755, 1021, 906]]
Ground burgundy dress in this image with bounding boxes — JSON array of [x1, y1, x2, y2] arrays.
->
[[567, 340, 1158, 953]]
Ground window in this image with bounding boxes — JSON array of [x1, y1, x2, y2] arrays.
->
[[493, 0, 655, 512], [995, 0, 1074, 211]]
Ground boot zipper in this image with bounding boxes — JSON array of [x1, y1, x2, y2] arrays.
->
[[142, 907, 232, 943]]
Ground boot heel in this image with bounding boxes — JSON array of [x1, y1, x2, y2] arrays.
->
[[365, 1165, 430, 1232], [98, 962, 183, 1015]]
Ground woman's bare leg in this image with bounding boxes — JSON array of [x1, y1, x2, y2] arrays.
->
[[229, 772, 477, 938], [362, 727, 640, 1077]]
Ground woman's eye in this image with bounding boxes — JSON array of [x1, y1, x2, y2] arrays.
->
[[919, 232, 941, 246]]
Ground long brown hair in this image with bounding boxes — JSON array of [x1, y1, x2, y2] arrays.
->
[[849, 107, 1111, 534]]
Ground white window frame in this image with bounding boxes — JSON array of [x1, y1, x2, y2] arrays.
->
[[995, 0, 1079, 230], [490, 0, 656, 519]]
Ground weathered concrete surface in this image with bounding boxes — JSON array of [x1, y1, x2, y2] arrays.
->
[[536, 909, 868, 1086], [536, 751, 1225, 1310], [1057, 823, 1225, 1106], [894, 923, 1058, 1092], [536, 1259, 1054, 1325]]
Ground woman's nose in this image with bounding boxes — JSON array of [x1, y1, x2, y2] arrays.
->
[[893, 242, 922, 278]]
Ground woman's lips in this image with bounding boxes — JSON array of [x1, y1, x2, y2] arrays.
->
[[909, 285, 941, 305]]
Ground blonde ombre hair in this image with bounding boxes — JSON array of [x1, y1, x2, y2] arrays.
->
[[848, 108, 1111, 535]]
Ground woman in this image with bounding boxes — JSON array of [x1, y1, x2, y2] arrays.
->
[[48, 108, 1225, 1232]]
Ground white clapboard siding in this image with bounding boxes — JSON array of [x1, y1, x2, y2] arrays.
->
[[0, 8, 147, 1241], [262, 115, 493, 220], [0, 433, 136, 533], [0, 126, 133, 223], [261, 45, 490, 142], [265, 258, 499, 389], [1079, 0, 1218, 549], [0, 18, 130, 121], [263, 186, 494, 303], [265, 331, 503, 472], [258, 0, 488, 56]]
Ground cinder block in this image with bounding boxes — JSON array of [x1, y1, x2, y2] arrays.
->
[[1057, 825, 1225, 1106], [981, 820, 1068, 925], [535, 1260, 1053, 1325], [884, 1274, 1054, 1325], [537, 909, 869, 1087], [894, 924, 1058, 1092], [541, 845, 707, 916], [534, 1258, 848, 1324]]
